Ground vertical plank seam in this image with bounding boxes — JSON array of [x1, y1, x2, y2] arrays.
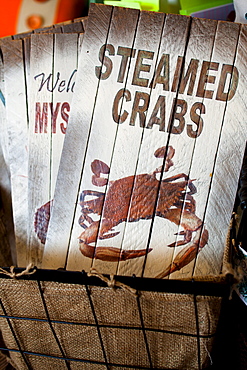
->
[[49, 33, 55, 203], [169, 19, 218, 279], [166, 18, 218, 279]]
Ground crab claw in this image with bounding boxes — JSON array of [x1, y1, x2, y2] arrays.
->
[[168, 230, 193, 248], [79, 242, 152, 262], [91, 159, 110, 186], [99, 231, 120, 240], [120, 248, 152, 261], [154, 145, 175, 173], [78, 219, 152, 261], [155, 243, 197, 278], [156, 227, 208, 278]]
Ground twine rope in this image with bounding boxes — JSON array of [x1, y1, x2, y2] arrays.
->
[[0, 263, 36, 279], [222, 262, 244, 299], [88, 268, 138, 296]]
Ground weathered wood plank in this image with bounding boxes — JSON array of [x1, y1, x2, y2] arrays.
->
[[42, 4, 113, 269], [0, 41, 10, 170], [27, 33, 81, 267], [1, 39, 29, 267], [0, 204, 14, 267], [170, 20, 241, 279], [113, 13, 191, 278], [194, 24, 247, 277], [61, 18, 85, 33], [134, 17, 216, 279], [66, 6, 140, 272], [147, 18, 218, 280], [1, 38, 29, 267], [91, 10, 165, 276], [27, 33, 54, 266], [51, 33, 80, 196], [23, 37, 31, 107]]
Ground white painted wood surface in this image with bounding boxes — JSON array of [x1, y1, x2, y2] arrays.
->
[[28, 33, 80, 267], [42, 5, 247, 278], [91, 10, 165, 276], [66, 6, 141, 272], [0, 22, 83, 267], [1, 39, 29, 267], [194, 24, 247, 277], [173, 21, 240, 279], [51, 33, 81, 196], [117, 14, 191, 278], [42, 4, 113, 269], [0, 41, 10, 172], [28, 33, 53, 266]]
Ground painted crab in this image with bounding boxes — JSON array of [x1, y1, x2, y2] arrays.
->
[[78, 146, 208, 277]]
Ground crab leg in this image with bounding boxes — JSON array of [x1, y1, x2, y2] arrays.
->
[[161, 208, 202, 247], [156, 226, 208, 278], [154, 208, 208, 278], [79, 219, 151, 262], [34, 200, 53, 244]]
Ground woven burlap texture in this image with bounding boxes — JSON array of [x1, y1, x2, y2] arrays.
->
[[0, 277, 223, 370], [0, 220, 236, 369]]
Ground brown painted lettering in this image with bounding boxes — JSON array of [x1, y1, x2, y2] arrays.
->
[[132, 50, 154, 87], [150, 54, 169, 91], [171, 56, 184, 92], [196, 61, 219, 99], [130, 91, 150, 127], [187, 102, 205, 138], [179, 59, 199, 95], [35, 102, 48, 133], [117, 46, 136, 83], [216, 64, 239, 101], [167, 98, 187, 134], [95, 44, 115, 80], [147, 95, 166, 131], [112, 88, 131, 123]]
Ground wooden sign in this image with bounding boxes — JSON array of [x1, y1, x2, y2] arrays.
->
[[43, 4, 114, 269], [0, 20, 85, 268], [43, 4, 247, 279]]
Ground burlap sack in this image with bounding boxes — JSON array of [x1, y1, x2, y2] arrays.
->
[[0, 274, 227, 370], [0, 224, 236, 370], [0, 350, 8, 370]]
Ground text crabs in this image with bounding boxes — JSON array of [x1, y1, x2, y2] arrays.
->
[[96, 44, 239, 137]]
